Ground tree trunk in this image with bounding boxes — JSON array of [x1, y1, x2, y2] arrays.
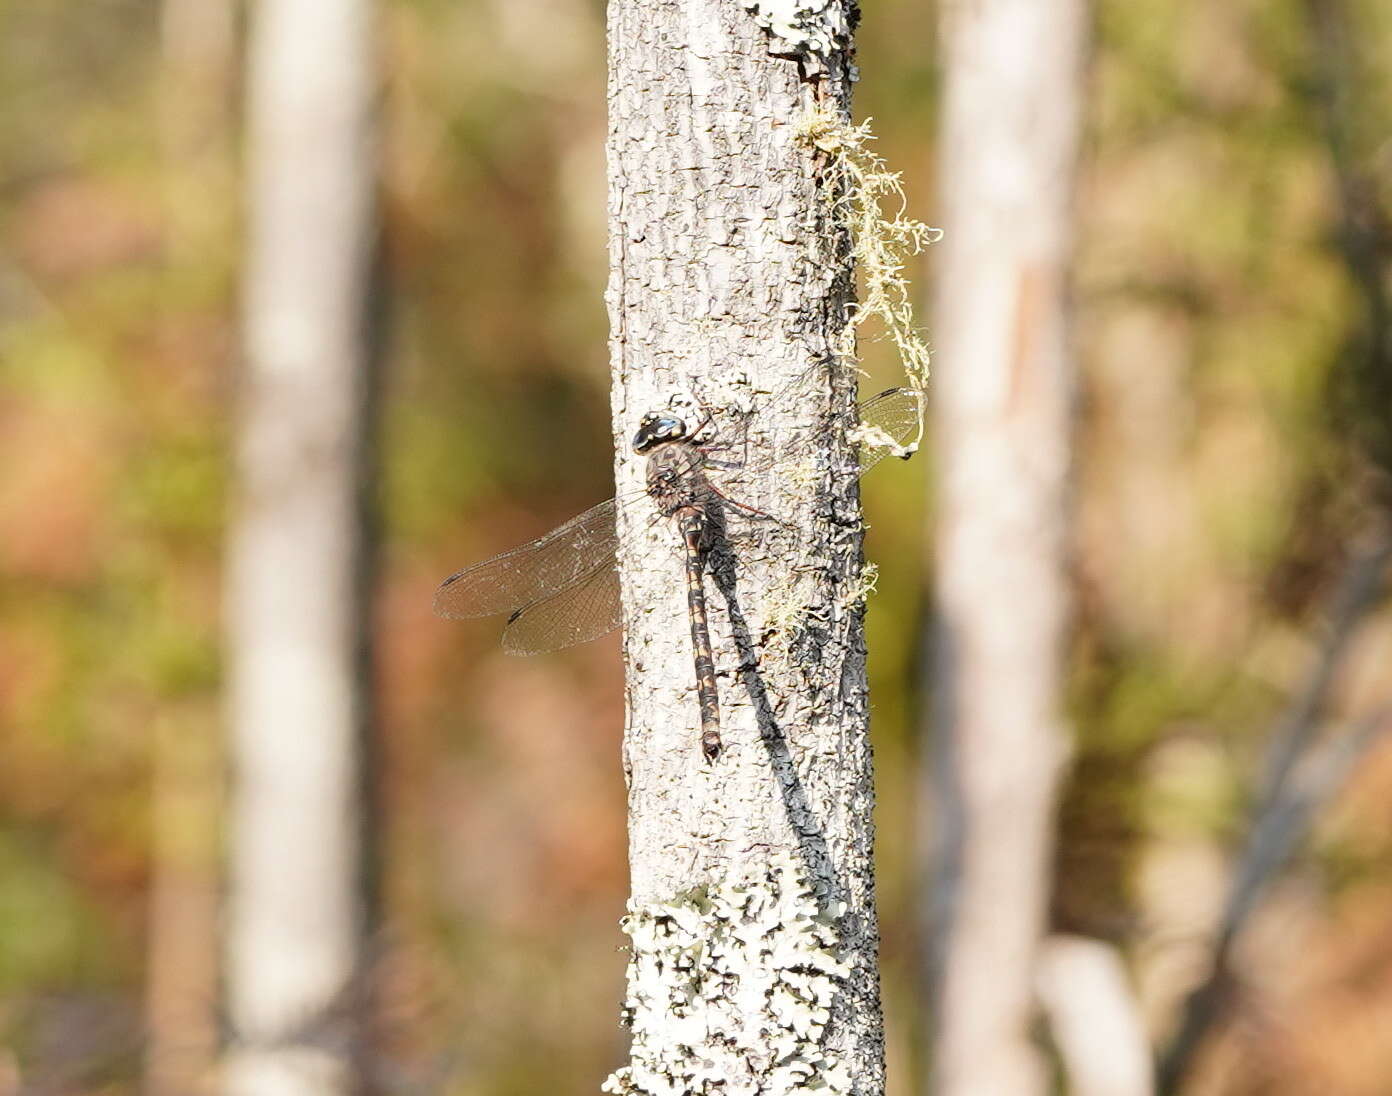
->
[[1036, 935, 1154, 1096], [224, 0, 380, 1091], [921, 1, 1087, 1094], [146, 0, 232, 1091], [603, 2, 884, 1093]]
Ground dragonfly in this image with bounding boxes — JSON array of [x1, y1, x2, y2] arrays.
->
[[433, 371, 923, 762]]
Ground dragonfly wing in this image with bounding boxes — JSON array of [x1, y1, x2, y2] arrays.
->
[[712, 384, 924, 488], [501, 559, 623, 655], [433, 498, 619, 621], [852, 387, 925, 475]]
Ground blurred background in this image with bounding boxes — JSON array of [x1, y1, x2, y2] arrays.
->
[[1, 0, 1390, 1093]]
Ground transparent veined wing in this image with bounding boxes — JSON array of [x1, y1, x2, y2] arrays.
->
[[433, 380, 924, 652], [712, 383, 925, 494], [850, 386, 925, 474], [433, 499, 618, 622], [500, 557, 623, 655]]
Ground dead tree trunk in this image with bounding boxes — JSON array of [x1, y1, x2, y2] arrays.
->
[[921, 1, 1088, 1094], [223, 0, 380, 1091], [603, 2, 885, 1093]]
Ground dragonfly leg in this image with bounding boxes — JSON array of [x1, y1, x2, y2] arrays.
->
[[706, 480, 790, 528]]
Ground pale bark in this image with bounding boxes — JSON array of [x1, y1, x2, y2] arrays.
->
[[604, 2, 883, 1093], [922, 1, 1088, 1094], [1036, 936, 1154, 1096], [224, 0, 380, 1091]]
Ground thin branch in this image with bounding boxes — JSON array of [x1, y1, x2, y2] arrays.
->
[[1224, 707, 1392, 950], [1254, 533, 1392, 816], [1158, 531, 1389, 1093], [1159, 3, 1392, 1090], [1159, 709, 1392, 1093], [1158, 528, 1390, 1091]]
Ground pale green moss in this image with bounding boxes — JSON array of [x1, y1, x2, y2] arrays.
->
[[796, 108, 939, 455]]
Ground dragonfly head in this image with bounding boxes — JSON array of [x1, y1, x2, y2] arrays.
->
[[632, 412, 688, 453]]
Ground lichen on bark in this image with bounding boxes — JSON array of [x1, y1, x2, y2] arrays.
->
[[606, 1, 884, 1091], [741, 0, 858, 78], [602, 852, 854, 1096]]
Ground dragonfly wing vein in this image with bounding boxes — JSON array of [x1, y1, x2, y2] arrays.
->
[[433, 499, 618, 620], [501, 558, 623, 655], [434, 373, 924, 666], [708, 385, 923, 488], [852, 387, 925, 474]]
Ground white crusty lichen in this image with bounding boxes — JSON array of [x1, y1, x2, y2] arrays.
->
[[741, 0, 855, 73], [602, 853, 853, 1096]]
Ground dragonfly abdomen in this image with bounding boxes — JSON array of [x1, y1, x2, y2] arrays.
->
[[678, 508, 722, 762]]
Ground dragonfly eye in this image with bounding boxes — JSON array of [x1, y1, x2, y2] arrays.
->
[[633, 413, 688, 453]]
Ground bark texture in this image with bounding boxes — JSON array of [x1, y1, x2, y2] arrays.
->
[[224, 0, 379, 1091], [923, 1, 1088, 1094], [604, 2, 883, 1093]]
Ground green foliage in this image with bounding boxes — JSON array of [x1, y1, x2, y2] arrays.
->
[[0, 831, 120, 990]]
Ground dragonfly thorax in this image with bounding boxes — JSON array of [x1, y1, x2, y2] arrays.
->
[[433, 371, 924, 761], [645, 442, 709, 518], [632, 412, 690, 453]]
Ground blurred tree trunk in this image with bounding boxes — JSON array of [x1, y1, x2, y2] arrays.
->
[[1037, 935, 1154, 1096], [145, 1, 233, 1092], [603, 3, 885, 1092], [921, 1, 1088, 1094], [224, 0, 381, 1091]]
